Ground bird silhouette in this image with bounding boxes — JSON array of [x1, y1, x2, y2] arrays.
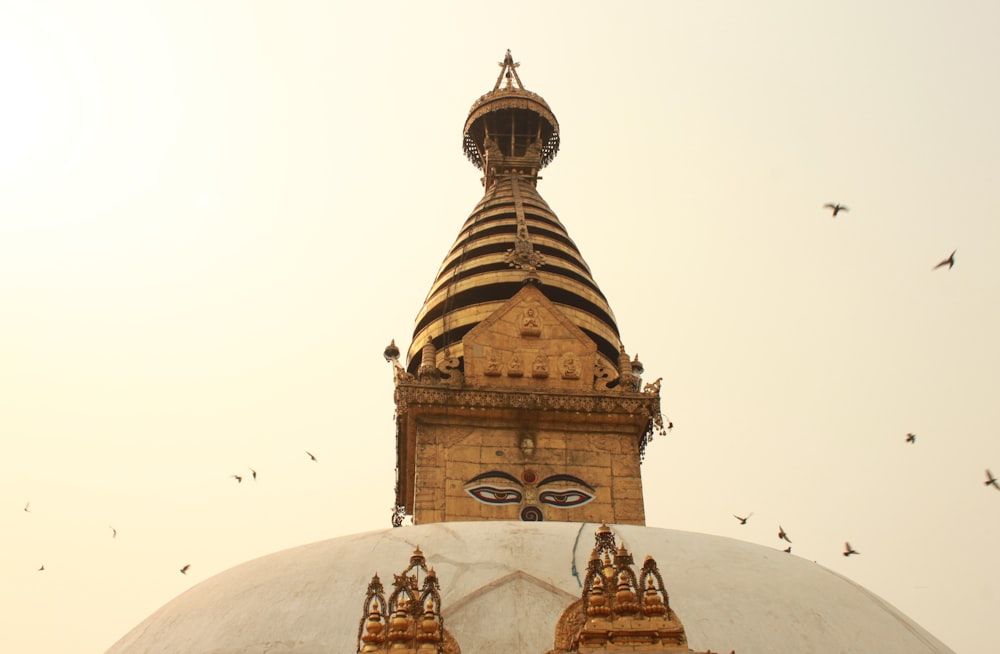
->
[[232, 474, 242, 483], [933, 250, 956, 270], [306, 451, 318, 462], [824, 203, 848, 217], [24, 501, 30, 513], [843, 542, 859, 557], [38, 564, 45, 571], [180, 564, 191, 575], [783, 546, 792, 553], [778, 526, 792, 543], [733, 513, 752, 525], [110, 526, 117, 539], [905, 433, 916, 443], [249, 467, 257, 481], [986, 469, 1000, 490]]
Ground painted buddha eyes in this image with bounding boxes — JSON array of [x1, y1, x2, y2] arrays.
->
[[465, 486, 523, 504], [464, 471, 595, 508], [538, 489, 594, 507]]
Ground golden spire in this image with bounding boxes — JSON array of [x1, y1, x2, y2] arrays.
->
[[410, 52, 623, 377], [493, 49, 524, 91]]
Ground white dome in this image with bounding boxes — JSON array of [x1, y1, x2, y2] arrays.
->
[[106, 522, 952, 654]]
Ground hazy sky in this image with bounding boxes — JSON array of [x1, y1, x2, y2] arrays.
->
[[3, 2, 999, 652]]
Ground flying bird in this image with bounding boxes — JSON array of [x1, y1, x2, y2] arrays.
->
[[932, 250, 956, 270], [110, 526, 117, 539], [778, 526, 792, 543], [232, 474, 243, 483], [986, 469, 1000, 490], [843, 542, 859, 557], [37, 564, 45, 571], [905, 432, 916, 444], [24, 502, 30, 513], [249, 467, 257, 481], [733, 513, 752, 525], [824, 203, 848, 217], [180, 564, 191, 575], [783, 546, 792, 554], [306, 451, 318, 462]]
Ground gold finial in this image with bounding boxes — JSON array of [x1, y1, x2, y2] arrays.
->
[[361, 605, 385, 651], [643, 576, 667, 617], [586, 575, 611, 619], [602, 551, 614, 579], [494, 49, 524, 91], [383, 339, 400, 362]]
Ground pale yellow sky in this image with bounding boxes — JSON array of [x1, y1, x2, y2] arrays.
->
[[2, 2, 999, 652]]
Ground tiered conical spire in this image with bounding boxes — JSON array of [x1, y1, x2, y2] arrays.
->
[[408, 51, 622, 376]]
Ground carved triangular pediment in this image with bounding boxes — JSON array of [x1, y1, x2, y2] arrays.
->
[[462, 284, 597, 390]]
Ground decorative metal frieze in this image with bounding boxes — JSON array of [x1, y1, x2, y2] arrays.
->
[[395, 384, 659, 417], [393, 384, 665, 459]]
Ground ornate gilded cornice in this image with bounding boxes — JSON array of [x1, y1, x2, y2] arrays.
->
[[394, 383, 665, 458]]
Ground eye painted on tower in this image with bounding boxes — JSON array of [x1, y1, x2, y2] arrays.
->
[[465, 485, 524, 504], [464, 471, 525, 505], [538, 488, 594, 507], [536, 474, 596, 509]]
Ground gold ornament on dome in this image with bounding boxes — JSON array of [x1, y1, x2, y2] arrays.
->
[[356, 547, 461, 654], [547, 525, 733, 654]]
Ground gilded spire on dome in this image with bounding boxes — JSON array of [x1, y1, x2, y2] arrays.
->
[[356, 548, 460, 654], [548, 525, 730, 653]]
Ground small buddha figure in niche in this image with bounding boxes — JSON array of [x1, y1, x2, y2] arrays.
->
[[560, 353, 580, 379], [484, 351, 502, 377], [508, 353, 524, 377], [532, 354, 549, 379], [520, 307, 542, 337]]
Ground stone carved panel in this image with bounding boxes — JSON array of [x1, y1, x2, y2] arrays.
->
[[520, 307, 543, 337], [484, 351, 502, 377], [531, 354, 550, 379], [560, 353, 581, 380]]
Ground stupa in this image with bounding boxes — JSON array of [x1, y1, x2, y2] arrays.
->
[[106, 52, 954, 654]]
